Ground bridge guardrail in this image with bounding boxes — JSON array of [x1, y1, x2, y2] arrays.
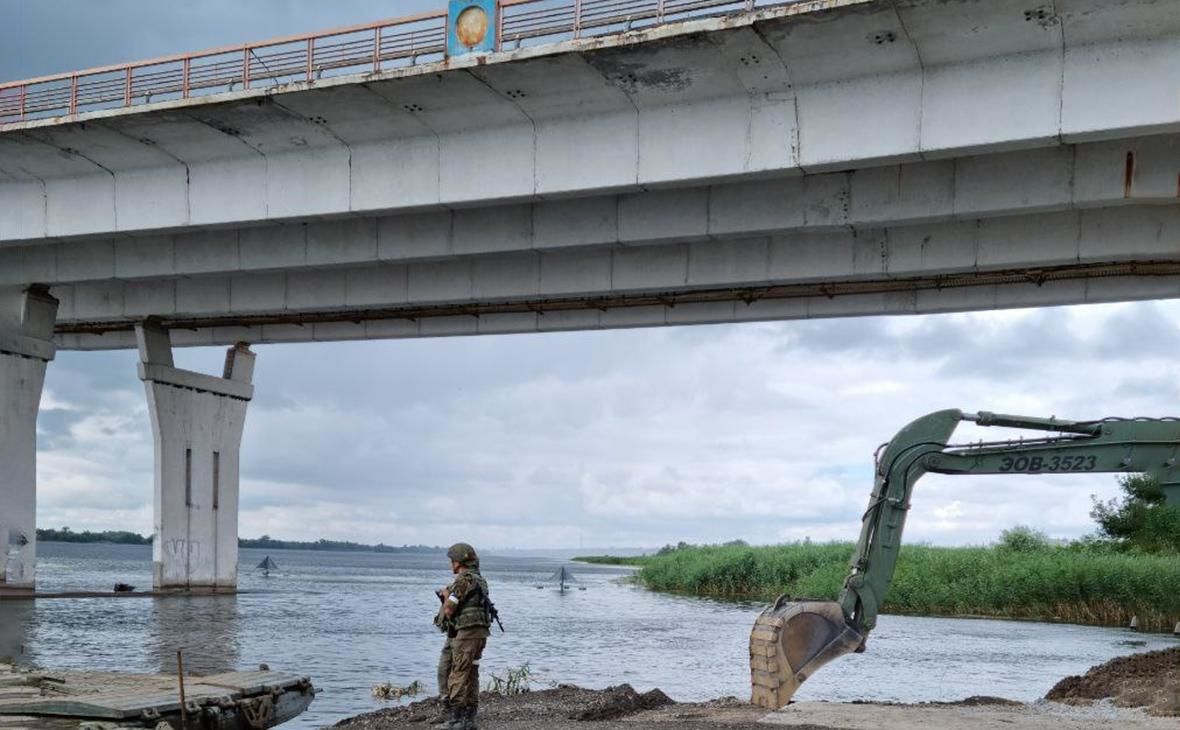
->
[[0, 0, 795, 125]]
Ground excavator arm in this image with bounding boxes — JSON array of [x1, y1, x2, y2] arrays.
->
[[750, 409, 1180, 710]]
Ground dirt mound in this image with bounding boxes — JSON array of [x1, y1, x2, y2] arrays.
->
[[851, 696, 1023, 708], [572, 684, 674, 720], [937, 696, 1025, 708], [334, 685, 773, 729], [1045, 647, 1180, 716]]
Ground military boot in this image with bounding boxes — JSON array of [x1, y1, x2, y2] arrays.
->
[[429, 701, 459, 729], [457, 706, 478, 730]]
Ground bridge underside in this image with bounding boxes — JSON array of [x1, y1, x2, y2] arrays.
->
[[0, 0, 1178, 349], [9, 134, 1180, 350]]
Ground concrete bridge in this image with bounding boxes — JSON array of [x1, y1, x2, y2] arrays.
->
[[2, 0, 1179, 591]]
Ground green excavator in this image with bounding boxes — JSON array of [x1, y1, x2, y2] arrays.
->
[[750, 409, 1180, 709]]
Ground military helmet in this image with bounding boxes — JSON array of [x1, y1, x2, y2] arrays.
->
[[447, 542, 479, 567]]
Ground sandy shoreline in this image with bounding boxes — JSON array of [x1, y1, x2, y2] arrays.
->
[[336, 647, 1180, 730], [2, 647, 1175, 728], [336, 690, 1175, 730]]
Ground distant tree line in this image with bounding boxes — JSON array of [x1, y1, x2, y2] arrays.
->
[[238, 535, 441, 553], [36, 528, 440, 554], [36, 527, 150, 545], [655, 538, 747, 556]]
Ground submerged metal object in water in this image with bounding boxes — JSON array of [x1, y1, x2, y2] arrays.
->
[[750, 597, 864, 709]]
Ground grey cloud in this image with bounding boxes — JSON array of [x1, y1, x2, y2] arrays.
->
[[778, 312, 976, 363], [36, 409, 86, 449], [891, 316, 974, 359], [778, 317, 892, 356], [1093, 303, 1180, 358], [781, 302, 1180, 380], [934, 308, 1084, 377], [1113, 373, 1180, 400], [48, 351, 141, 404], [3, 1, 439, 81]]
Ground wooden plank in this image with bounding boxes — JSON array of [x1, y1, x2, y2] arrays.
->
[[196, 670, 303, 695], [0, 669, 308, 720], [0, 663, 314, 728], [0, 698, 130, 720], [0, 677, 34, 688], [13, 686, 240, 715]]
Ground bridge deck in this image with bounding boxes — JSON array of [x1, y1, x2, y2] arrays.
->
[[0, 0, 841, 129]]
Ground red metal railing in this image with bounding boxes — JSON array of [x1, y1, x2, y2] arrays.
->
[[0, 0, 789, 125]]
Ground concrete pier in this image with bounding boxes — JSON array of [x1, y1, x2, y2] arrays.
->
[[0, 287, 58, 590], [136, 320, 255, 591]]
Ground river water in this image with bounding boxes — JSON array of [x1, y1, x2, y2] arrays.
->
[[2, 543, 1177, 728]]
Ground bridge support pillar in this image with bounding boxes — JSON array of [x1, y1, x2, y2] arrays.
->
[[0, 286, 58, 591], [136, 319, 255, 592]]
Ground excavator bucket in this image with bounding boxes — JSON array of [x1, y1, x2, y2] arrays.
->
[[749, 597, 865, 709]]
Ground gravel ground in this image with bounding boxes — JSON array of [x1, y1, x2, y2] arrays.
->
[[336, 647, 1180, 730], [335, 684, 795, 730]]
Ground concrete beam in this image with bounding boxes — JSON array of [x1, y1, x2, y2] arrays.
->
[[54, 266, 1180, 351], [6, 132, 1180, 295], [30, 200, 1180, 350]]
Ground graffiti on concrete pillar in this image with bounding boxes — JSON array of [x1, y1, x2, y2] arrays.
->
[[2, 530, 29, 582], [163, 539, 202, 561], [5, 530, 28, 558]]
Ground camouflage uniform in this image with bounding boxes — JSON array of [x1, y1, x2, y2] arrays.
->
[[434, 543, 491, 729]]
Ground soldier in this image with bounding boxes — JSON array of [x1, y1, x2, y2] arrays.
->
[[433, 542, 491, 730]]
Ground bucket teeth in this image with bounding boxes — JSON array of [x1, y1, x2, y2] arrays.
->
[[749, 598, 863, 710]]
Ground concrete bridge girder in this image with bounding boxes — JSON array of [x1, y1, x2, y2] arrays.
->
[[31, 200, 1180, 350], [1, 130, 1178, 345], [5, 133, 1180, 291], [2, 0, 1180, 242]]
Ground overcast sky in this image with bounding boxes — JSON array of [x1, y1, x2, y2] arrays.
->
[[10, 2, 1180, 551]]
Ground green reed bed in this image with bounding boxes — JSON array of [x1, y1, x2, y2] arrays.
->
[[573, 555, 652, 566], [637, 543, 1180, 632]]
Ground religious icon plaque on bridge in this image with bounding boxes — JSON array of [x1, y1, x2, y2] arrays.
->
[[448, 0, 499, 56]]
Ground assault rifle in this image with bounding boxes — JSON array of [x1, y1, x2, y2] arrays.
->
[[436, 584, 504, 632], [472, 583, 505, 633]]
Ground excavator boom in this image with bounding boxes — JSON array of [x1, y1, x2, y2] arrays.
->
[[750, 409, 1180, 710]]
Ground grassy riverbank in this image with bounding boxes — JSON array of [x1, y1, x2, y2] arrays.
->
[[633, 542, 1180, 632]]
